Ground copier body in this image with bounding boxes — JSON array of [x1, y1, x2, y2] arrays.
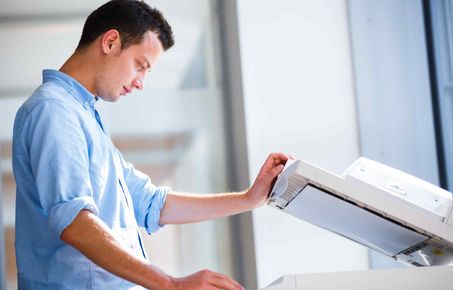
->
[[268, 158, 453, 266]]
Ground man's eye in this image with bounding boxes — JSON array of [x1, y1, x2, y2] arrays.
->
[[137, 64, 145, 72]]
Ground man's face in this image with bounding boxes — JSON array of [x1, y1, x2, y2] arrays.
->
[[96, 30, 164, 102]]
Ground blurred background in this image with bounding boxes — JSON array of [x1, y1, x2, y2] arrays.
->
[[0, 0, 452, 289]]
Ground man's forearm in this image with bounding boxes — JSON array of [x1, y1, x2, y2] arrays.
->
[[60, 210, 173, 290], [159, 153, 289, 225], [159, 191, 253, 225]]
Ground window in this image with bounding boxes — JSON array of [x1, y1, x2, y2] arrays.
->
[[348, 0, 439, 268], [0, 1, 244, 288]]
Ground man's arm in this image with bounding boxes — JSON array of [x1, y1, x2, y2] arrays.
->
[[61, 153, 288, 289], [61, 210, 244, 290], [159, 153, 289, 225]]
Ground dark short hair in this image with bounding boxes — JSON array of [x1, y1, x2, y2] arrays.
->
[[77, 0, 174, 51]]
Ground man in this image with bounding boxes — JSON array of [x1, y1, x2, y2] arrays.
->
[[12, 1, 288, 289]]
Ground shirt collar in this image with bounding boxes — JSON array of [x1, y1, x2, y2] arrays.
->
[[42, 69, 98, 108]]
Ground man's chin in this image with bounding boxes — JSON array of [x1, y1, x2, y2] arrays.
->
[[98, 94, 121, 102]]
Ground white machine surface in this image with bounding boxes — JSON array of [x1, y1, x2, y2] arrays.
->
[[268, 158, 453, 267], [261, 265, 453, 290]]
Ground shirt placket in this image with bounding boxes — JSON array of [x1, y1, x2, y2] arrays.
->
[[87, 102, 105, 133], [115, 161, 149, 260], [91, 105, 149, 260]]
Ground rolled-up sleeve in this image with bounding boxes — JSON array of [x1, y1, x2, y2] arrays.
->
[[26, 99, 98, 238], [116, 149, 169, 234]]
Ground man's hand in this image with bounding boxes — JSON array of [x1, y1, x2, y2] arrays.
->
[[245, 152, 291, 208], [171, 269, 244, 290]]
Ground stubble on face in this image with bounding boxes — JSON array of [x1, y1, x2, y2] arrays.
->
[[95, 31, 164, 103]]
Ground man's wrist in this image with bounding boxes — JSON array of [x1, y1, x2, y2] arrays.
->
[[142, 264, 175, 290], [242, 188, 264, 210]]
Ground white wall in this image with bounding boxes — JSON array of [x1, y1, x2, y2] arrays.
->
[[236, 0, 369, 287]]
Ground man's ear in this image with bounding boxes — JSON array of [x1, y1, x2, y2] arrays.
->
[[101, 29, 121, 54]]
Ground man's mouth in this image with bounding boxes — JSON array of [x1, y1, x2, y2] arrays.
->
[[122, 86, 131, 95]]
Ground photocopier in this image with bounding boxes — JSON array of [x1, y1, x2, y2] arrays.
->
[[262, 158, 453, 290]]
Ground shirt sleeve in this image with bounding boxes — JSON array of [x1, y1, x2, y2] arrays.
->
[[25, 99, 98, 238], [115, 149, 169, 234]]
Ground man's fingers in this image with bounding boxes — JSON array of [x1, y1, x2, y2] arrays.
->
[[255, 164, 285, 198], [263, 153, 289, 171], [174, 269, 244, 290], [210, 275, 244, 290], [269, 152, 290, 164], [256, 153, 289, 185], [203, 271, 244, 290], [269, 164, 285, 190], [266, 164, 284, 184]]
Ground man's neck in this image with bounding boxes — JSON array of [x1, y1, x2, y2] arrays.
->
[[60, 50, 98, 97]]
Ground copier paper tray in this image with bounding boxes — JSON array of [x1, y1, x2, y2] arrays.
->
[[268, 158, 453, 266]]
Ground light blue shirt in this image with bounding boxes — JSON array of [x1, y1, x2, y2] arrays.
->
[[13, 69, 169, 290]]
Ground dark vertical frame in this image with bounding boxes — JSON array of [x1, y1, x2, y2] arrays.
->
[[423, 0, 449, 190], [214, 1, 258, 289]]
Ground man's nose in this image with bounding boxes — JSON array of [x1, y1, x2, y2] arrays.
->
[[132, 79, 144, 91]]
